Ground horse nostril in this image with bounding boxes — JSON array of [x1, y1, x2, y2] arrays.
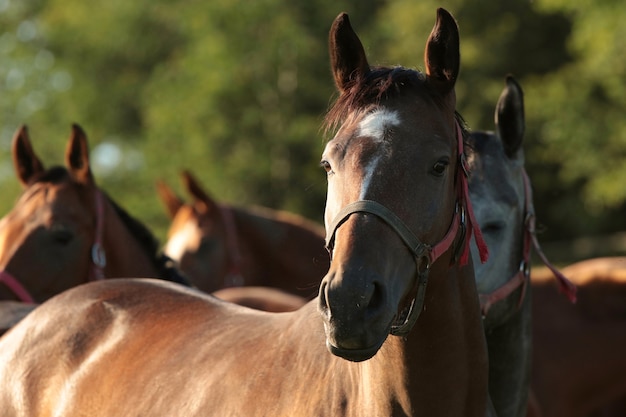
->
[[318, 281, 330, 318], [367, 281, 384, 311]]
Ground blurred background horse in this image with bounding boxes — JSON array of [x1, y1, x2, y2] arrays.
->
[[0, 124, 188, 332], [529, 257, 626, 417], [156, 170, 328, 297]]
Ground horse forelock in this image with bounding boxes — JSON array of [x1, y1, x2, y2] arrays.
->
[[25, 165, 71, 186], [324, 66, 470, 146], [324, 67, 434, 137]]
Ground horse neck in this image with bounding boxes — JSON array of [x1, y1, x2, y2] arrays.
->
[[397, 259, 490, 416], [228, 206, 326, 293], [100, 199, 162, 279]]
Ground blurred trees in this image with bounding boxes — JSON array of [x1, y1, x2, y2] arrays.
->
[[1, 0, 625, 249]]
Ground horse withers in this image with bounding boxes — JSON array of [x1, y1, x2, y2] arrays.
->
[[0, 9, 493, 416]]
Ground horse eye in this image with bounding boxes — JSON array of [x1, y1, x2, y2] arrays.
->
[[482, 222, 505, 235], [431, 160, 449, 176], [51, 227, 74, 245], [320, 160, 333, 175]]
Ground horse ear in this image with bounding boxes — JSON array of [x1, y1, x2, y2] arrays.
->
[[65, 124, 94, 184], [181, 170, 218, 214], [11, 125, 45, 187], [495, 75, 525, 158], [424, 8, 460, 93], [156, 180, 184, 219], [329, 12, 370, 93]]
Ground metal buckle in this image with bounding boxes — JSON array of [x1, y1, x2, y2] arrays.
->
[[91, 243, 107, 268]]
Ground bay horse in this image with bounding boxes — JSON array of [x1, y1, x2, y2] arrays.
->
[[156, 170, 328, 297], [0, 9, 494, 416], [528, 257, 626, 417], [0, 125, 187, 323]]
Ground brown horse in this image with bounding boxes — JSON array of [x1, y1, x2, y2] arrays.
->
[[0, 9, 493, 416], [156, 170, 328, 297], [528, 257, 626, 417], [0, 125, 187, 318], [212, 286, 307, 312]]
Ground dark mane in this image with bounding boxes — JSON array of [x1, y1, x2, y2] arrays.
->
[[324, 66, 432, 134], [28, 166, 71, 185], [323, 66, 471, 148], [103, 192, 190, 285]]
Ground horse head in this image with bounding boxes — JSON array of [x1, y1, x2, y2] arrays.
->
[[468, 75, 528, 325], [0, 125, 100, 302], [318, 9, 486, 362]]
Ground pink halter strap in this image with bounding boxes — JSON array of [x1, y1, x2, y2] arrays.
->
[[478, 169, 577, 316], [89, 189, 107, 281], [0, 270, 35, 303]]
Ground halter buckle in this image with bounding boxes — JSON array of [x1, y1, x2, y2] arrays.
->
[[91, 243, 107, 268]]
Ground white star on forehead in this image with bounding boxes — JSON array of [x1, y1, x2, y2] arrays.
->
[[357, 109, 400, 142]]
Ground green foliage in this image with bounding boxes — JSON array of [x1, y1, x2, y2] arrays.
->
[[1, 0, 625, 244]]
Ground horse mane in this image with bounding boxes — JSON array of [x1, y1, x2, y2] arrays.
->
[[323, 65, 472, 151], [103, 193, 190, 285]]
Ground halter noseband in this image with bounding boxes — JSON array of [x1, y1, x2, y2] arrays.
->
[[325, 122, 489, 337], [0, 189, 107, 303]]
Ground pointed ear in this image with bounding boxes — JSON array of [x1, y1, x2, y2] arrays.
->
[[495, 75, 525, 158], [65, 124, 93, 184], [424, 8, 460, 94], [181, 170, 218, 215], [11, 125, 45, 187], [156, 179, 184, 219], [329, 12, 370, 93]]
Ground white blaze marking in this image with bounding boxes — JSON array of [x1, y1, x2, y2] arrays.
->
[[357, 109, 400, 198], [164, 221, 197, 262]]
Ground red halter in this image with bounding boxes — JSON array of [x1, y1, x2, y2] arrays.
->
[[478, 170, 577, 316], [0, 189, 107, 303]]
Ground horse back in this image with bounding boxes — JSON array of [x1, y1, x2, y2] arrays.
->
[[0, 279, 412, 416]]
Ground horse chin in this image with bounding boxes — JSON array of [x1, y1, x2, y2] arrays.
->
[[325, 337, 387, 362]]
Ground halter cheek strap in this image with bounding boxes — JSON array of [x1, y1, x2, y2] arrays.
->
[[219, 205, 245, 287], [324, 121, 489, 337], [478, 169, 577, 317], [89, 189, 107, 281]]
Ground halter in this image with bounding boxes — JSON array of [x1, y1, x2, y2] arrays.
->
[[0, 189, 107, 303], [219, 205, 245, 287], [478, 170, 577, 316], [325, 122, 489, 337]]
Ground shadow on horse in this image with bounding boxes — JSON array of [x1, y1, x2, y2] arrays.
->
[[0, 9, 494, 416], [156, 170, 328, 297]]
